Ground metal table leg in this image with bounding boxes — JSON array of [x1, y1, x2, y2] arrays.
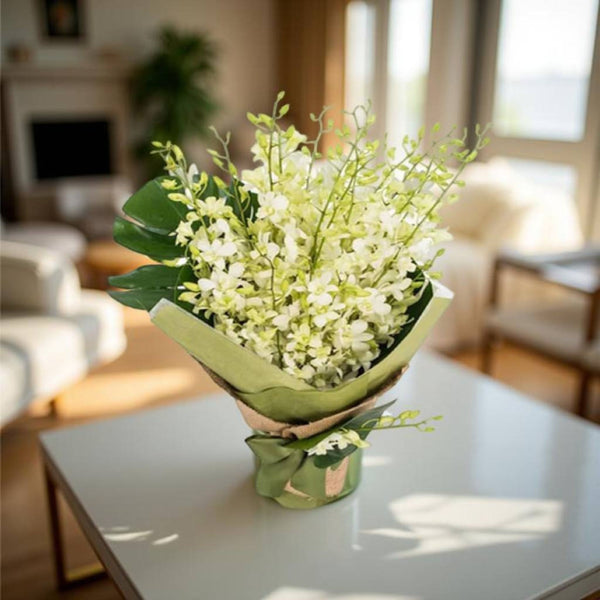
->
[[44, 463, 107, 590]]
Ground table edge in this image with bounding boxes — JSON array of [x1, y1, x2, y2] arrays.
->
[[536, 564, 600, 600], [40, 441, 144, 600]]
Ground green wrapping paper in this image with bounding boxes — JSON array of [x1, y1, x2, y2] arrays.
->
[[147, 280, 453, 509], [150, 281, 453, 423]]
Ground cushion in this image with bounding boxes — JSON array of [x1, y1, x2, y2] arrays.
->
[[3, 222, 87, 263], [0, 241, 81, 314], [440, 158, 583, 252], [0, 345, 30, 426], [0, 315, 90, 417], [0, 292, 125, 427], [77, 290, 127, 364], [439, 159, 526, 242]]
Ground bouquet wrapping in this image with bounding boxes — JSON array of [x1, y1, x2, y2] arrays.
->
[[149, 280, 450, 507], [109, 94, 487, 508]]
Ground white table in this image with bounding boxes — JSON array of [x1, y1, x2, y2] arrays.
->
[[40, 352, 600, 600]]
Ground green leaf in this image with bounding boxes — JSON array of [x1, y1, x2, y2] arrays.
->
[[113, 216, 183, 261], [108, 264, 192, 290], [108, 263, 196, 312], [123, 177, 189, 234], [108, 289, 179, 311], [343, 400, 397, 434], [287, 429, 337, 452], [224, 178, 260, 222]]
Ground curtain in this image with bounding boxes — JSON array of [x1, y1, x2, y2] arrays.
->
[[275, 0, 347, 150]]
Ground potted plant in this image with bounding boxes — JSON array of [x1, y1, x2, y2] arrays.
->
[[132, 26, 219, 177]]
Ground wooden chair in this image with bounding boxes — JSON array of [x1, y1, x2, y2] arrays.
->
[[482, 247, 600, 416]]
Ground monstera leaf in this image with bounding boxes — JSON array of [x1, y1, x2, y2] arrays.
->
[[109, 175, 190, 311], [109, 173, 258, 313], [109, 173, 261, 313], [108, 264, 194, 311], [121, 177, 189, 233]]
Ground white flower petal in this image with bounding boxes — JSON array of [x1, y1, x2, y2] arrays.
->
[[218, 242, 237, 257], [197, 278, 216, 292]]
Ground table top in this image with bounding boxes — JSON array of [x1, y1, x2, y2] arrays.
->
[[40, 352, 600, 600]]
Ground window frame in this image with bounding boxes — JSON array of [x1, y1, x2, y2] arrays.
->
[[474, 0, 600, 239], [345, 0, 477, 145]]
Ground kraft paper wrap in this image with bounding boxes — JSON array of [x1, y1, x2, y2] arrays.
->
[[203, 363, 408, 439]]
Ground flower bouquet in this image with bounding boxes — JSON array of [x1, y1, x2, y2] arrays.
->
[[109, 93, 488, 509]]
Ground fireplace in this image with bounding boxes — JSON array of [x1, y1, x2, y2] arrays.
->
[[2, 62, 131, 220], [31, 118, 114, 180]]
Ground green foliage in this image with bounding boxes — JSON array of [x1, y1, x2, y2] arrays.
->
[[110, 171, 192, 311], [122, 177, 189, 233], [113, 216, 182, 261], [288, 401, 396, 468], [132, 26, 219, 176], [109, 264, 192, 289], [285, 397, 443, 467], [151, 141, 259, 224], [108, 288, 179, 311], [108, 264, 195, 311], [110, 147, 259, 313]]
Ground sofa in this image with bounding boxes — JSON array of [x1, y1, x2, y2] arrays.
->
[[0, 241, 126, 427], [1, 219, 87, 263], [429, 158, 584, 351]]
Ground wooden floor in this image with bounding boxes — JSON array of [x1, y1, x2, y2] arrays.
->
[[1, 307, 598, 599]]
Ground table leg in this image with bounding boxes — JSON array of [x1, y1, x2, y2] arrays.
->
[[44, 464, 106, 590], [576, 371, 592, 417], [481, 332, 496, 375]]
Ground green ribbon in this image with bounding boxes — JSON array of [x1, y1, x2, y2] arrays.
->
[[245, 436, 305, 498], [245, 435, 363, 509]]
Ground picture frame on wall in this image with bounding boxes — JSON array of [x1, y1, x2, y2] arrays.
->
[[39, 0, 85, 40]]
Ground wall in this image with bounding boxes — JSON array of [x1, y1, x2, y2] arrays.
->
[[1, 0, 276, 126]]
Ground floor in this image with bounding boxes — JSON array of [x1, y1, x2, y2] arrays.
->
[[1, 308, 598, 599]]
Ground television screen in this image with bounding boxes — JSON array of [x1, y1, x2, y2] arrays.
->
[[31, 119, 113, 180]]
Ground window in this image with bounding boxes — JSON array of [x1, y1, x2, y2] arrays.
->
[[345, 1, 376, 114], [344, 0, 433, 144], [503, 158, 577, 197], [493, 0, 598, 141], [386, 0, 432, 142], [477, 0, 600, 237]]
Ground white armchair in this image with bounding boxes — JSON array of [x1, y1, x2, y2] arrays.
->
[[1, 219, 87, 263], [0, 241, 126, 426], [429, 158, 584, 351]]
